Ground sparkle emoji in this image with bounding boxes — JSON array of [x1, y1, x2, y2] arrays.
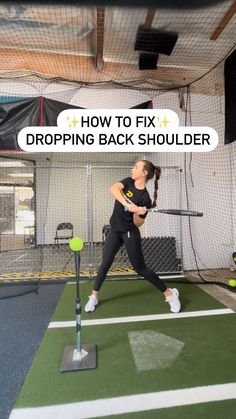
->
[[156, 115, 170, 128], [67, 115, 79, 128]]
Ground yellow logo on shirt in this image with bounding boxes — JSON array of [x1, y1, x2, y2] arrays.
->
[[126, 191, 133, 198]]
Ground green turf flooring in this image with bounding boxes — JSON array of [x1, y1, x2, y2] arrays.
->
[[110, 400, 236, 419], [15, 314, 236, 409], [51, 280, 226, 322], [11, 280, 236, 418]]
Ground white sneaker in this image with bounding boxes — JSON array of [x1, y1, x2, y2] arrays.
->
[[85, 295, 98, 312], [165, 288, 181, 313]]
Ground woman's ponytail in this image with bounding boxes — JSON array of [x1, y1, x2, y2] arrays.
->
[[152, 165, 161, 208], [141, 160, 161, 208]]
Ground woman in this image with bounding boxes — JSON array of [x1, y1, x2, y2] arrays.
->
[[85, 160, 181, 313]]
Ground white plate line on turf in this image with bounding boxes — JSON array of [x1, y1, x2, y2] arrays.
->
[[48, 308, 234, 328], [9, 382, 236, 419]]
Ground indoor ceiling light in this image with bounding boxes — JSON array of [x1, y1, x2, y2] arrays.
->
[[8, 173, 34, 177], [0, 161, 26, 167]]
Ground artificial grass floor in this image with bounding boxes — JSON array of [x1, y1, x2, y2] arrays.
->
[[14, 314, 236, 408], [12, 280, 236, 413], [51, 279, 226, 322], [108, 399, 236, 419]]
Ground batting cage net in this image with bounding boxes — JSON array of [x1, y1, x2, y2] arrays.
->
[[0, 1, 235, 297]]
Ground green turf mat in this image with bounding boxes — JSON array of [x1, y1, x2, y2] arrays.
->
[[111, 399, 236, 419], [51, 280, 226, 322], [14, 313, 236, 408]]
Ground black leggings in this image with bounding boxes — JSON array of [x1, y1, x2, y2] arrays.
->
[[94, 227, 167, 293]]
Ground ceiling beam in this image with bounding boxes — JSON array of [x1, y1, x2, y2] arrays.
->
[[96, 7, 105, 70], [0, 49, 222, 95], [210, 0, 236, 40]]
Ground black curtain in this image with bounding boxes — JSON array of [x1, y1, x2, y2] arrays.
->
[[131, 100, 153, 108], [225, 49, 236, 144], [42, 97, 83, 126], [0, 96, 153, 150], [0, 98, 41, 150], [0, 97, 83, 150]]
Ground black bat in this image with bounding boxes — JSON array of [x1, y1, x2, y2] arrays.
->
[[122, 193, 203, 217]]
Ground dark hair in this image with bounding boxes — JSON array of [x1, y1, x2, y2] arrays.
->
[[141, 160, 161, 208]]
